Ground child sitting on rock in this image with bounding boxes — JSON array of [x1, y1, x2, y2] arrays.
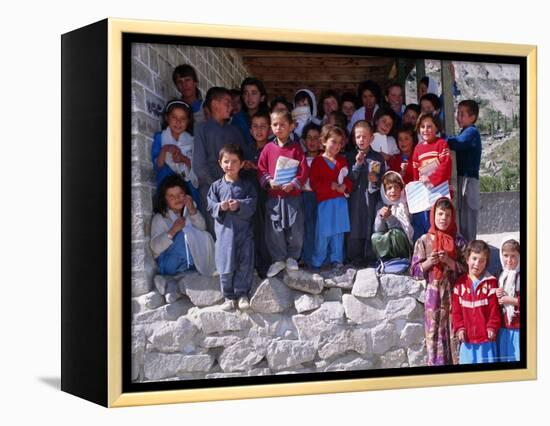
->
[[150, 175, 216, 278], [371, 171, 413, 260]]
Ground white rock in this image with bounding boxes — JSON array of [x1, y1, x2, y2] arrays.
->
[[322, 287, 343, 302], [407, 342, 428, 367], [148, 316, 198, 352], [178, 272, 224, 307], [352, 268, 379, 298], [379, 348, 408, 369], [385, 297, 422, 321], [416, 288, 426, 304], [205, 372, 246, 379], [317, 325, 371, 360], [132, 291, 165, 315], [248, 368, 272, 376], [198, 309, 246, 334], [143, 353, 215, 380], [248, 312, 298, 339], [265, 340, 317, 371], [200, 335, 242, 349], [134, 299, 192, 324], [154, 275, 168, 295], [342, 294, 386, 325], [175, 354, 215, 374], [218, 338, 269, 372], [294, 293, 323, 313], [132, 271, 153, 297], [324, 353, 374, 372], [379, 274, 422, 299], [293, 302, 345, 341], [131, 325, 147, 381], [323, 268, 357, 290], [399, 323, 425, 347], [371, 322, 397, 354], [250, 277, 295, 313], [283, 270, 324, 294], [165, 280, 182, 304]]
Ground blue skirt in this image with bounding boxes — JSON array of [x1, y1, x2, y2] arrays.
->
[[497, 328, 520, 362], [316, 197, 350, 238], [459, 341, 497, 364]]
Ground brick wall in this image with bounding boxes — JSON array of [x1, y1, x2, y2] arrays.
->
[[131, 43, 249, 296]]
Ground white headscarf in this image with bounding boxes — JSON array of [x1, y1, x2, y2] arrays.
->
[[498, 235, 520, 323], [294, 88, 318, 118], [380, 171, 414, 243], [161, 127, 198, 188]]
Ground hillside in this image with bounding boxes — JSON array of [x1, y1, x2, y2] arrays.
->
[[405, 60, 521, 191]]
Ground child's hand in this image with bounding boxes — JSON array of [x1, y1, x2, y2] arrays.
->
[[487, 329, 496, 341], [335, 184, 346, 194], [381, 152, 391, 162], [456, 329, 466, 342], [269, 180, 281, 190], [220, 200, 230, 211], [242, 160, 257, 170], [438, 251, 455, 270], [368, 172, 378, 183], [281, 183, 294, 192], [168, 217, 186, 236], [496, 288, 505, 298], [355, 150, 366, 165], [379, 206, 391, 218], [228, 199, 240, 211], [498, 295, 518, 306], [174, 152, 192, 167], [184, 195, 195, 212], [331, 182, 339, 191], [162, 144, 179, 155]]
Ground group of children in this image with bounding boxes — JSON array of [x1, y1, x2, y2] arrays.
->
[[147, 63, 521, 365]]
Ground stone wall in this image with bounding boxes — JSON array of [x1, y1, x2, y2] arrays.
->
[[131, 43, 249, 297], [478, 191, 520, 234], [131, 267, 427, 382]]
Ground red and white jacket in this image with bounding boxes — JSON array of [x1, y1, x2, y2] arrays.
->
[[452, 273, 501, 344]]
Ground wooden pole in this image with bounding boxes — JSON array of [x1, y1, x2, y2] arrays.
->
[[415, 59, 426, 102], [441, 60, 458, 212]]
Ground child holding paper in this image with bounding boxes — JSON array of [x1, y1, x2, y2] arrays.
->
[[309, 125, 352, 270], [410, 113, 452, 241], [257, 110, 309, 277]]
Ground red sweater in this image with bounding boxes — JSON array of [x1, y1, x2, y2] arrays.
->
[[257, 139, 309, 198], [452, 273, 501, 344], [387, 153, 414, 185], [411, 138, 452, 187], [310, 155, 353, 203]]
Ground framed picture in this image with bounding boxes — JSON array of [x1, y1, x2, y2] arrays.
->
[[61, 18, 537, 407]]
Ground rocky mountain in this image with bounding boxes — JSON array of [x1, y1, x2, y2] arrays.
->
[[405, 60, 521, 191]]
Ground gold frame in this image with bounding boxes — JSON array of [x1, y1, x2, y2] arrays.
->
[[106, 17, 537, 407]]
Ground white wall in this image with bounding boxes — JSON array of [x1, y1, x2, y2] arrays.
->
[[1, 1, 546, 425]]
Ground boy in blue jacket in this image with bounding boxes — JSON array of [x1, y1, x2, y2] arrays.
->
[[447, 100, 481, 242]]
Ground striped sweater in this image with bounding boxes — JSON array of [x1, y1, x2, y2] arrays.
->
[[411, 138, 452, 187]]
